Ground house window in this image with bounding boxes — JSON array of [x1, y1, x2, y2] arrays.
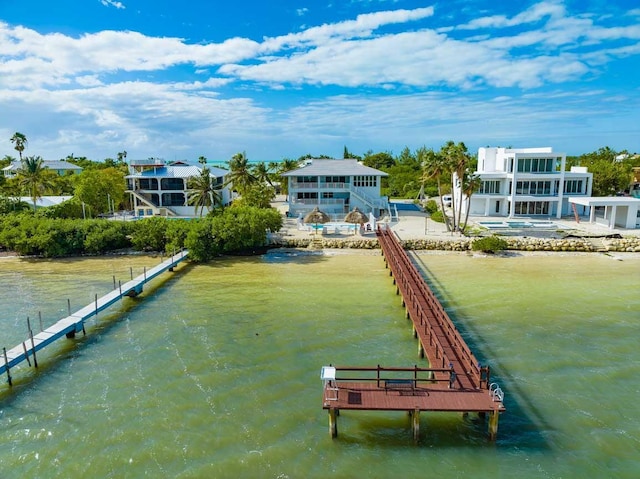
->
[[162, 193, 185, 206], [297, 192, 318, 199], [564, 180, 583, 194], [516, 181, 552, 195], [161, 178, 184, 190], [479, 181, 500, 194], [516, 158, 555, 173], [323, 176, 346, 183], [514, 201, 550, 215], [353, 176, 377, 187], [298, 176, 317, 183], [322, 192, 334, 199], [138, 178, 158, 190]]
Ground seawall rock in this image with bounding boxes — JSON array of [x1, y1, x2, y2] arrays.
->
[[269, 235, 639, 252]]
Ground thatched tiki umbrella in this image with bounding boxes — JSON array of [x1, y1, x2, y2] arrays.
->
[[344, 207, 369, 234], [304, 206, 330, 233]]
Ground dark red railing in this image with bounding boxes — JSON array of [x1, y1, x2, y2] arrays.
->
[[376, 226, 488, 390]]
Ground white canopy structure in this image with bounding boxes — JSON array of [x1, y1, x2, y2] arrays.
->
[[569, 197, 640, 230]]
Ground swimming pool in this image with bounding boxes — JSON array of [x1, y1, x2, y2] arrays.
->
[[478, 220, 557, 229]]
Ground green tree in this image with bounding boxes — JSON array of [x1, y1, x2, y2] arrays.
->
[[461, 173, 482, 231], [0, 155, 14, 169], [421, 149, 451, 231], [396, 146, 421, 170], [275, 158, 301, 196], [226, 152, 257, 196], [198, 156, 207, 165], [187, 167, 222, 216], [117, 151, 128, 165], [362, 151, 395, 170], [73, 167, 126, 216], [252, 162, 274, 186], [574, 147, 633, 196], [16, 156, 56, 210], [233, 182, 276, 208], [343, 146, 361, 160], [440, 141, 471, 231], [10, 132, 27, 161]]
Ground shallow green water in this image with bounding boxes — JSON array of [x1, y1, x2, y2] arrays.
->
[[0, 250, 639, 478]]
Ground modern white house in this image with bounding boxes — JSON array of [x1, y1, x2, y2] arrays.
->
[[125, 159, 232, 217], [2, 160, 83, 178], [280, 159, 389, 219], [458, 147, 593, 219]]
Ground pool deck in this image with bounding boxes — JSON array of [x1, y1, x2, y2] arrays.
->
[[271, 197, 640, 242]]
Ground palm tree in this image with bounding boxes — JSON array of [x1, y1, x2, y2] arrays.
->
[[225, 152, 257, 196], [461, 172, 482, 232], [440, 141, 470, 231], [252, 162, 273, 186], [10, 132, 27, 161], [116, 151, 127, 165], [275, 158, 301, 197], [198, 156, 207, 166], [421, 149, 451, 231], [16, 156, 55, 210], [187, 167, 222, 217]]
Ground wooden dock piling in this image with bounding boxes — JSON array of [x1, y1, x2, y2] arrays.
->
[[3, 348, 11, 386]]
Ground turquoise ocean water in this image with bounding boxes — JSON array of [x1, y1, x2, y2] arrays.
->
[[0, 250, 638, 478]]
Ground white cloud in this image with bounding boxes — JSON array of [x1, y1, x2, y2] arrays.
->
[[100, 0, 125, 9], [0, 4, 639, 159]]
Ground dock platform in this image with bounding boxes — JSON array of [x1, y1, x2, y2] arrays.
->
[[321, 228, 505, 441]]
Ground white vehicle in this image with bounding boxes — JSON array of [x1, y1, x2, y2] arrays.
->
[[442, 195, 452, 207]]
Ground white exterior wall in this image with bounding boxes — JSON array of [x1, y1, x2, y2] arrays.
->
[[460, 147, 592, 219]]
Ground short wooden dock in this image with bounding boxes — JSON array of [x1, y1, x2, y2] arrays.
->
[[1, 250, 188, 386], [321, 228, 505, 441]]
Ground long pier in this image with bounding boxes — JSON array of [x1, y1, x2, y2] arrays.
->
[[1, 250, 188, 385], [321, 228, 505, 441]]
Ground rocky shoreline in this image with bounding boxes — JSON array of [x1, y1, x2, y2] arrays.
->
[[269, 235, 640, 253]]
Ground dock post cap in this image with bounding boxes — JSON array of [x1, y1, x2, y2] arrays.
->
[[320, 366, 336, 380]]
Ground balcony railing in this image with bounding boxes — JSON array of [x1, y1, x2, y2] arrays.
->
[[290, 182, 348, 189], [290, 198, 346, 206]]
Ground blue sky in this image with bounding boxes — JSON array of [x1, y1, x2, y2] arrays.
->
[[1, 0, 639, 162]]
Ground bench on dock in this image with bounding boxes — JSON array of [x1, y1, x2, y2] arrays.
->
[[384, 379, 415, 394]]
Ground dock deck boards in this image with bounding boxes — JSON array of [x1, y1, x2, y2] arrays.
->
[[323, 382, 502, 412], [321, 228, 505, 440], [1, 250, 188, 378]]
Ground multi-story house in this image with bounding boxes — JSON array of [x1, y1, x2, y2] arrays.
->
[[125, 159, 231, 217], [281, 159, 389, 219], [460, 147, 593, 219]]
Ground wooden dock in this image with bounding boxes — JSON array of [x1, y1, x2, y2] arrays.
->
[[1, 250, 188, 386], [321, 228, 505, 441]]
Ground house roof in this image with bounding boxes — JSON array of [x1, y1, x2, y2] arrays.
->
[[18, 196, 73, 208], [3, 160, 83, 172], [126, 164, 228, 179], [281, 159, 388, 177]]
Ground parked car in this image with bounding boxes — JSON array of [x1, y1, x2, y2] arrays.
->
[[442, 195, 452, 207]]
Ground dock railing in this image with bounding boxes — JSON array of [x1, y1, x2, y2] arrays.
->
[[376, 226, 484, 390]]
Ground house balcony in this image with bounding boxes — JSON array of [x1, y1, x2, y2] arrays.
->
[[289, 198, 346, 207], [290, 182, 348, 190]]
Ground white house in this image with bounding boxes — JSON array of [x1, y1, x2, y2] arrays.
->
[[458, 147, 593, 219], [125, 159, 232, 217], [280, 159, 389, 219], [2, 160, 83, 178]]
